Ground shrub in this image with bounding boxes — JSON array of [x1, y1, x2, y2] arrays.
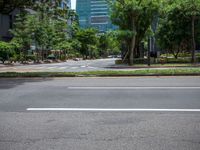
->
[[178, 53, 191, 57], [161, 52, 200, 58], [9, 54, 19, 63], [60, 54, 66, 61], [67, 53, 76, 59], [0, 41, 14, 63], [47, 54, 56, 60], [196, 57, 200, 62], [157, 57, 191, 63], [115, 59, 123, 64], [25, 55, 36, 61]]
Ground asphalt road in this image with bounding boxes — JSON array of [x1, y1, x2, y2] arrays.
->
[[0, 76, 200, 150], [1, 58, 199, 73], [0, 58, 116, 72]]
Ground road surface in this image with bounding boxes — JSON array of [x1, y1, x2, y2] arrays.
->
[[0, 58, 116, 72], [1, 58, 199, 73], [0, 76, 200, 150]]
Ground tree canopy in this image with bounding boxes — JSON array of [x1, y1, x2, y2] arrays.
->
[[109, 0, 160, 65], [76, 28, 99, 59], [156, 0, 200, 62], [0, 0, 32, 14]]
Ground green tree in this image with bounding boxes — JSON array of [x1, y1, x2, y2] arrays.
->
[[156, 0, 200, 62], [0, 0, 32, 14], [156, 4, 191, 58], [98, 32, 120, 57], [11, 11, 33, 62], [110, 0, 160, 65], [70, 40, 81, 55], [33, 0, 71, 60], [11, 0, 70, 61], [0, 41, 14, 63], [180, 0, 200, 63], [76, 28, 98, 59], [56, 41, 71, 60], [6, 0, 83, 62]]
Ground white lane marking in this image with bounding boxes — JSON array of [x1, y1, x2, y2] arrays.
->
[[71, 67, 79, 69], [27, 108, 200, 112], [68, 86, 200, 90], [88, 66, 96, 69], [48, 67, 56, 69], [58, 67, 67, 69]]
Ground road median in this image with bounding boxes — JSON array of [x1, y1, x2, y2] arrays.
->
[[0, 68, 200, 77]]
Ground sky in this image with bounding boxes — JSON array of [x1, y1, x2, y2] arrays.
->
[[71, 0, 76, 10]]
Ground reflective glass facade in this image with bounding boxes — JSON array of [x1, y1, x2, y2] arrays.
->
[[60, 0, 71, 9], [76, 0, 116, 32]]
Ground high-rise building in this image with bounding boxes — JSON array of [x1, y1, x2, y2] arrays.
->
[[60, 0, 71, 9], [76, 0, 116, 32], [0, 0, 72, 41]]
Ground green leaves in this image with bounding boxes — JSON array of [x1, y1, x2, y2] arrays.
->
[[0, 41, 15, 62], [76, 28, 99, 58], [156, 0, 200, 59], [98, 32, 120, 56], [0, 0, 33, 14], [0, 41, 12, 51], [11, 11, 33, 48], [109, 0, 161, 63]]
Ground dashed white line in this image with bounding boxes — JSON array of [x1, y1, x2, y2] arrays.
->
[[58, 67, 67, 69], [80, 66, 86, 68], [27, 108, 200, 112], [38, 67, 45, 69], [48, 67, 57, 69], [71, 67, 79, 69], [67, 86, 200, 90], [88, 66, 96, 69]]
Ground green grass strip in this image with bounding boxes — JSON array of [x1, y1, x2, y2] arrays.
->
[[0, 68, 200, 77]]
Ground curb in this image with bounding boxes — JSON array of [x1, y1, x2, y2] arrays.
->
[[106, 66, 200, 69], [0, 73, 200, 78]]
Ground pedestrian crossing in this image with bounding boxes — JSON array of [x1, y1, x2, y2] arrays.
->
[[0, 65, 98, 72]]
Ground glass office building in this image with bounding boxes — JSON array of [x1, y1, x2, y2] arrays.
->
[[76, 0, 116, 32], [60, 0, 71, 9]]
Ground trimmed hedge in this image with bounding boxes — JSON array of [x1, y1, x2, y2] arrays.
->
[[116, 57, 200, 65]]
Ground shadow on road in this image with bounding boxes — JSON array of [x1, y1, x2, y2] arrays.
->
[[0, 78, 53, 89]]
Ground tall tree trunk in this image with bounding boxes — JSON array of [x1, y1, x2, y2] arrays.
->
[[129, 18, 136, 66], [191, 16, 196, 63], [122, 41, 130, 63], [36, 48, 39, 63], [122, 45, 129, 63], [148, 37, 151, 66], [60, 50, 62, 60], [64, 50, 67, 61], [41, 47, 44, 61], [129, 35, 136, 65]]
